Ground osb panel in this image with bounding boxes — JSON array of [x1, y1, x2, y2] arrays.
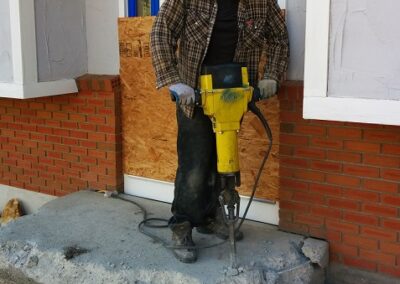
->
[[119, 17, 279, 201], [119, 17, 177, 182]]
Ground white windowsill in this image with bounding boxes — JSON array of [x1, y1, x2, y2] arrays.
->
[[0, 80, 77, 99]]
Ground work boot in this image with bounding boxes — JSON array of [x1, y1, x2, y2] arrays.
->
[[170, 221, 198, 263], [196, 213, 244, 241]]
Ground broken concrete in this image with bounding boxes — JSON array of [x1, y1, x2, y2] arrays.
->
[[0, 191, 328, 283], [0, 198, 23, 226], [302, 238, 329, 268]]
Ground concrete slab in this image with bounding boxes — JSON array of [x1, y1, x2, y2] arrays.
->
[[0, 191, 325, 284]]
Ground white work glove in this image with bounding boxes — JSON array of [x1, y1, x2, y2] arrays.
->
[[169, 83, 195, 105], [257, 79, 278, 100]]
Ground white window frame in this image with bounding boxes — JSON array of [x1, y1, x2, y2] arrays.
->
[[303, 0, 400, 126], [0, 0, 77, 99]]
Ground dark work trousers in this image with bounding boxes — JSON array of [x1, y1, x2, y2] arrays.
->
[[170, 106, 221, 227]]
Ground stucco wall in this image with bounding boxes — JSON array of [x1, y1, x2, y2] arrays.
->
[[0, 0, 13, 83], [328, 0, 400, 100], [86, 0, 120, 75], [286, 0, 306, 81], [35, 0, 88, 82]]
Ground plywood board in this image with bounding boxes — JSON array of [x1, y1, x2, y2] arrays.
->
[[119, 17, 280, 201]]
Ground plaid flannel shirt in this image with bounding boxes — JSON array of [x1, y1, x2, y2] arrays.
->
[[150, 0, 289, 118]]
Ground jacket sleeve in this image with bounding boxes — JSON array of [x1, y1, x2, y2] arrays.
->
[[150, 0, 185, 89], [263, 0, 290, 82]]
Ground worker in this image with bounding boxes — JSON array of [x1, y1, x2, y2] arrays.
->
[[150, 0, 289, 263]]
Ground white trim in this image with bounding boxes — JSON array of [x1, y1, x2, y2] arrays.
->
[[304, 0, 330, 99], [124, 175, 279, 225], [118, 0, 127, 17], [304, 97, 400, 126], [0, 80, 78, 99], [2, 0, 78, 99], [9, 0, 24, 84], [304, 0, 400, 126], [278, 0, 286, 9]]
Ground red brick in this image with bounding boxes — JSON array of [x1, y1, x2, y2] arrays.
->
[[363, 203, 397, 217], [364, 154, 399, 168], [36, 111, 52, 119], [37, 126, 53, 135], [381, 168, 400, 182], [311, 206, 341, 219], [52, 95, 70, 104], [87, 132, 106, 142], [53, 128, 69, 136], [1, 115, 14, 123], [61, 121, 78, 129], [326, 230, 342, 242], [281, 177, 309, 191], [343, 256, 377, 272], [280, 110, 303, 122], [70, 97, 86, 105], [53, 112, 69, 120], [360, 249, 396, 266], [6, 108, 21, 115], [362, 227, 397, 242], [97, 125, 116, 133], [29, 102, 44, 110], [343, 234, 378, 250], [382, 195, 400, 207], [295, 148, 325, 159], [87, 115, 106, 124], [62, 137, 79, 146], [328, 127, 362, 139], [280, 157, 309, 168], [69, 130, 88, 139], [15, 132, 30, 140], [328, 198, 359, 211], [88, 149, 106, 159], [294, 213, 324, 226], [379, 265, 400, 278], [46, 135, 62, 144], [281, 133, 309, 146], [310, 137, 343, 150], [326, 150, 362, 163], [296, 124, 326, 136], [330, 242, 358, 257], [345, 141, 380, 153], [364, 179, 398, 193], [79, 123, 97, 132], [344, 188, 379, 202], [45, 103, 60, 112], [62, 153, 79, 162], [280, 201, 310, 212], [343, 164, 380, 178], [364, 129, 399, 142], [292, 169, 325, 182], [69, 113, 86, 122], [309, 183, 341, 197], [21, 109, 36, 116], [293, 192, 325, 204], [326, 220, 359, 234], [80, 140, 97, 149], [380, 242, 400, 255], [382, 219, 400, 231], [343, 212, 378, 226], [69, 146, 88, 156], [311, 161, 342, 172], [326, 174, 360, 187], [382, 144, 400, 155]]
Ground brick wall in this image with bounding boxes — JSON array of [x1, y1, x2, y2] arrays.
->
[[0, 75, 123, 196], [278, 81, 400, 278]]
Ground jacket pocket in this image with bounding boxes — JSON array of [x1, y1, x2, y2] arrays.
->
[[241, 18, 266, 49], [184, 9, 210, 45]]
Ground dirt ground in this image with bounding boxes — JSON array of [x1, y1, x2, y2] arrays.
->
[[0, 268, 38, 284]]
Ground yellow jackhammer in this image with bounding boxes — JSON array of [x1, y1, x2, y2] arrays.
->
[[196, 63, 272, 269]]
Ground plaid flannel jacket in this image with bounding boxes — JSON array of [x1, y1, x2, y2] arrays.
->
[[150, 0, 289, 118]]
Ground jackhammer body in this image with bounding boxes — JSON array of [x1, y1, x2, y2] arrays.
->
[[198, 63, 254, 268]]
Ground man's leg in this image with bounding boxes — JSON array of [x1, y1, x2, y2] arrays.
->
[[170, 106, 218, 262]]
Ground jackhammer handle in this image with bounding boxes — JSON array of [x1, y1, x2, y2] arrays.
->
[[169, 90, 202, 106]]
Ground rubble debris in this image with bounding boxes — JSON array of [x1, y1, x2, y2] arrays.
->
[[301, 238, 329, 268], [1, 198, 24, 226]]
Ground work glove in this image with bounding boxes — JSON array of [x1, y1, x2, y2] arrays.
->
[[169, 83, 195, 105], [257, 79, 278, 100]]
